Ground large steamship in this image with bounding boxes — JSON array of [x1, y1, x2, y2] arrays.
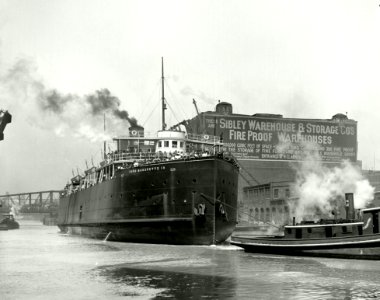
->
[[57, 60, 239, 245]]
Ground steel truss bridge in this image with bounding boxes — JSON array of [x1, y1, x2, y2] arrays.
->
[[0, 190, 63, 213]]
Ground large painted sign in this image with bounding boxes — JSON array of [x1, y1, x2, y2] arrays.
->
[[203, 115, 357, 162]]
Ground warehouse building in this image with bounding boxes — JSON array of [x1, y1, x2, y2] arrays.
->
[[184, 102, 358, 225]]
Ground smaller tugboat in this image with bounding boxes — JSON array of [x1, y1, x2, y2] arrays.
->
[[231, 193, 380, 260], [0, 214, 20, 230]]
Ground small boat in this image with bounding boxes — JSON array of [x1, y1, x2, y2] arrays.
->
[[0, 214, 20, 230], [231, 202, 380, 260]]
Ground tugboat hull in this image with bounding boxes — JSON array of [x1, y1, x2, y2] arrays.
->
[[231, 235, 380, 260]]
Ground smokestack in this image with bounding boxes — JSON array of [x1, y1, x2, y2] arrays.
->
[[129, 125, 144, 137], [345, 193, 355, 220]]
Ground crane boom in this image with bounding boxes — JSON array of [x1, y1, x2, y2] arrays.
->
[[192, 98, 200, 116]]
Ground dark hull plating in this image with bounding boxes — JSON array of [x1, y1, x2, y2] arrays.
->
[[58, 157, 238, 245]]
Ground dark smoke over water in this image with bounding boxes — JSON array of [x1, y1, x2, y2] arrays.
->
[[1, 58, 138, 141], [40, 89, 75, 114], [86, 89, 138, 126], [40, 88, 138, 127]]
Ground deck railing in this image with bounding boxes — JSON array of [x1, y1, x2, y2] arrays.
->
[[114, 132, 222, 144]]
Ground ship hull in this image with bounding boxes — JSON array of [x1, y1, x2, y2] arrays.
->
[[58, 157, 238, 245]]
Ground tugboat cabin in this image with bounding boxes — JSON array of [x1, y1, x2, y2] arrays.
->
[[362, 207, 380, 234], [283, 207, 380, 240], [284, 221, 364, 240]]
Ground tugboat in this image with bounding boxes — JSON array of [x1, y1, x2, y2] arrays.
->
[[0, 214, 20, 230], [57, 59, 239, 245], [231, 193, 380, 259]]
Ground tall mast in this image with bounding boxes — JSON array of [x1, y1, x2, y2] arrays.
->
[[103, 113, 106, 159], [161, 57, 166, 130]]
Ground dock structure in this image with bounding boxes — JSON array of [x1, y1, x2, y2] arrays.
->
[[0, 190, 63, 213], [0, 110, 11, 141]]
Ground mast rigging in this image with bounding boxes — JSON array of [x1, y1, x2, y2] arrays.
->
[[161, 57, 167, 130]]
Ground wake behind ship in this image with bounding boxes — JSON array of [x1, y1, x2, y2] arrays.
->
[[57, 60, 239, 245]]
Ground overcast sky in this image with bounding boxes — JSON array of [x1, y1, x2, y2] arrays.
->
[[1, 0, 380, 194]]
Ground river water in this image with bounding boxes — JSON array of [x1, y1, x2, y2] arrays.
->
[[1, 221, 380, 299]]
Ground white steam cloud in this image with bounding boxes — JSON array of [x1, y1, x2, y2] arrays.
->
[[277, 134, 374, 222]]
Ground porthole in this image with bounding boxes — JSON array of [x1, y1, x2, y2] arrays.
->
[[177, 180, 181, 184], [192, 179, 197, 183]]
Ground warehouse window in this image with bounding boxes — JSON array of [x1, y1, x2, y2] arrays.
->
[[265, 187, 270, 198], [259, 188, 264, 199], [260, 208, 264, 221], [266, 208, 270, 222], [273, 188, 279, 199], [248, 189, 253, 201]]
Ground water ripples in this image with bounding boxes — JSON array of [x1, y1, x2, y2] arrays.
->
[[2, 223, 380, 299]]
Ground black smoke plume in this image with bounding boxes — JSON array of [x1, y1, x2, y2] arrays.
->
[[1, 58, 139, 141], [40, 89, 75, 114], [40, 88, 139, 126], [85, 89, 138, 126]]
